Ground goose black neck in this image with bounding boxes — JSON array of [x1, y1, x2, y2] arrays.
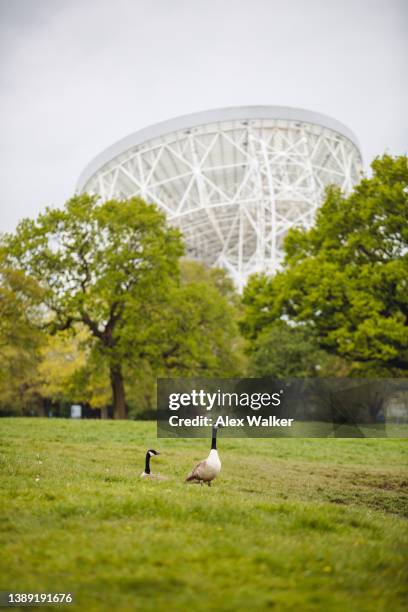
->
[[211, 427, 217, 450], [144, 452, 151, 474]]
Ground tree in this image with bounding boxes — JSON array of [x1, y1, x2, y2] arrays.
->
[[1, 195, 183, 418], [0, 264, 44, 414], [158, 261, 244, 377], [81, 260, 245, 417], [36, 327, 112, 413], [247, 321, 346, 378], [241, 155, 408, 376], [123, 260, 245, 382]]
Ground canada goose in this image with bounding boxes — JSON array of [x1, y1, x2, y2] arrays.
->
[[185, 425, 222, 486], [140, 449, 167, 480]]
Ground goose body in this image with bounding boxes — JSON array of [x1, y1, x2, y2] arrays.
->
[[186, 426, 222, 486], [140, 449, 167, 480]]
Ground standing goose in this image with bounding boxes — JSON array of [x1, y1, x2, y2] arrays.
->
[[185, 425, 222, 486], [140, 449, 167, 480]]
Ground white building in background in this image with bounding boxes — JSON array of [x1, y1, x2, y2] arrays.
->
[[77, 106, 362, 290]]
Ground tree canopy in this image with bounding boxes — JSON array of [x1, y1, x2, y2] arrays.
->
[[1, 194, 184, 417], [241, 155, 408, 376], [1, 195, 244, 417], [246, 321, 348, 378]]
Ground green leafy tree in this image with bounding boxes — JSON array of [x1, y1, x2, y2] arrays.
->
[[158, 262, 244, 377], [1, 195, 183, 418], [37, 327, 112, 412], [241, 155, 408, 376], [124, 260, 245, 383], [79, 260, 245, 417], [247, 321, 346, 378], [0, 264, 44, 414]]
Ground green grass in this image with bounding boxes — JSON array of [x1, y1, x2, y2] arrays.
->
[[0, 419, 407, 612]]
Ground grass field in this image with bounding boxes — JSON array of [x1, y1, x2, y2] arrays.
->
[[0, 418, 407, 611]]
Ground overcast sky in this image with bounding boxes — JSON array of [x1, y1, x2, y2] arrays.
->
[[0, 0, 406, 233]]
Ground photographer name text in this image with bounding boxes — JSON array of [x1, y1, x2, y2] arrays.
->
[[168, 415, 294, 427]]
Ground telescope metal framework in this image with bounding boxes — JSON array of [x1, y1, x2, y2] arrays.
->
[[77, 107, 362, 290]]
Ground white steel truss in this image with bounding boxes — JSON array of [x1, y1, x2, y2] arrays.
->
[[79, 111, 362, 291]]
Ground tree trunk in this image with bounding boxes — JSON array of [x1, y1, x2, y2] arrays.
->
[[100, 406, 109, 420], [110, 364, 126, 419], [37, 398, 48, 418]]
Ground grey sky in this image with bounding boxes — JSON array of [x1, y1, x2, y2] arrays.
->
[[0, 0, 406, 233]]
